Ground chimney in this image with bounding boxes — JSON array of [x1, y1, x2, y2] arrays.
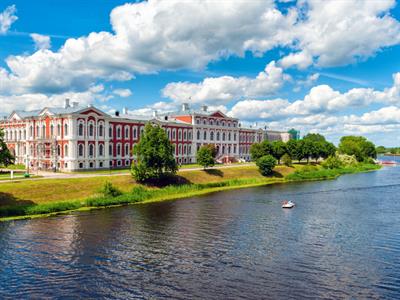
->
[[201, 105, 208, 112], [152, 110, 157, 118], [182, 103, 189, 112], [72, 102, 79, 108], [115, 110, 120, 117], [122, 107, 128, 115], [64, 98, 70, 108]]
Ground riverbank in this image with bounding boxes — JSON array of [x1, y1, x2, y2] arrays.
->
[[0, 163, 380, 221]]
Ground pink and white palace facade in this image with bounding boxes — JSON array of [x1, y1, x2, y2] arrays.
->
[[0, 100, 290, 171]]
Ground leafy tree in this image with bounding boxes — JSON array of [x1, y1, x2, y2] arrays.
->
[[271, 141, 287, 164], [196, 145, 215, 169], [256, 155, 277, 176], [339, 136, 377, 162], [282, 153, 292, 167], [203, 144, 217, 158], [131, 123, 177, 182], [286, 139, 299, 160], [302, 139, 316, 163], [250, 140, 272, 161], [0, 129, 14, 167], [100, 182, 122, 197], [376, 146, 386, 154], [303, 133, 326, 143]]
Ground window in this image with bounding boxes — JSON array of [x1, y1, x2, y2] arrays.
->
[[184, 145, 187, 155], [125, 126, 129, 139], [210, 131, 214, 141], [109, 144, 113, 156], [188, 131, 192, 140], [183, 131, 187, 140], [234, 133, 237, 141], [50, 125, 54, 137], [196, 119, 200, 124], [228, 132, 231, 141], [125, 160, 130, 166], [29, 126, 33, 137], [57, 145, 61, 156], [133, 127, 137, 139], [99, 124, 104, 137], [117, 144, 121, 156], [117, 126, 121, 138], [172, 129, 176, 140], [217, 132, 220, 141], [57, 124, 61, 136], [197, 130, 200, 140], [203, 131, 207, 140], [125, 143, 129, 157], [203, 119, 207, 125], [42, 125, 46, 138], [64, 144, 69, 157], [89, 123, 94, 137], [64, 124, 68, 136], [99, 144, 104, 156], [89, 144, 94, 157], [109, 126, 113, 138], [78, 144, 84, 157], [178, 130, 182, 140], [178, 144, 182, 155], [79, 163, 83, 169], [99, 162, 103, 168], [222, 132, 226, 141], [89, 162, 94, 168], [78, 123, 84, 136]]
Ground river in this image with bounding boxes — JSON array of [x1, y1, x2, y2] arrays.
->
[[1, 161, 400, 299]]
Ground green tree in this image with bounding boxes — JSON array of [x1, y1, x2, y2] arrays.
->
[[339, 136, 377, 162], [250, 140, 272, 161], [0, 129, 14, 167], [256, 155, 277, 176], [282, 153, 292, 167], [196, 145, 215, 169], [131, 123, 177, 182], [303, 133, 326, 143], [203, 144, 217, 158], [271, 141, 287, 164], [286, 139, 299, 160], [376, 146, 386, 154]]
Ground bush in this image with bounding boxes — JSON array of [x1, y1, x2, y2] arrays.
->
[[256, 155, 277, 176], [322, 155, 342, 169], [337, 154, 358, 167], [282, 153, 292, 166], [100, 182, 122, 197], [363, 157, 376, 164]]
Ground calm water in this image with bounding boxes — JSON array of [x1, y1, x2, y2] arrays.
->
[[1, 162, 400, 299]]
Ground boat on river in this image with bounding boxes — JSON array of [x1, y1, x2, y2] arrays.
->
[[282, 201, 295, 209]]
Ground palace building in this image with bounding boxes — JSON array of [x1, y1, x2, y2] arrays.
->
[[0, 100, 294, 171]]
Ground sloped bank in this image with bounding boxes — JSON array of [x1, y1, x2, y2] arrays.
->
[[0, 164, 380, 222]]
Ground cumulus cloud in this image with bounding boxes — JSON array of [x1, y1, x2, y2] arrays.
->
[[30, 33, 51, 50], [113, 88, 132, 97], [0, 5, 17, 34], [162, 61, 289, 104]]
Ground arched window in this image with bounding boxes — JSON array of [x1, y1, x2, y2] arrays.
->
[[125, 143, 129, 156], [99, 124, 104, 137], [133, 127, 137, 139], [109, 144, 113, 156], [222, 132, 226, 141], [64, 144, 69, 157], [203, 131, 207, 140], [125, 126, 129, 139], [184, 145, 187, 155], [42, 125, 46, 138], [172, 129, 176, 140], [29, 126, 33, 137], [117, 144, 121, 156], [57, 145, 61, 156], [89, 144, 94, 157], [117, 127, 121, 138], [78, 123, 84, 136], [78, 144, 84, 157], [228, 132, 231, 141], [64, 124, 68, 136], [234, 133, 237, 141], [50, 125, 54, 137], [178, 130, 182, 140], [197, 130, 200, 140], [188, 131, 192, 140], [57, 124, 61, 136], [109, 126, 113, 138], [178, 144, 182, 155], [210, 131, 214, 141], [99, 144, 104, 156], [217, 132, 220, 141], [89, 123, 94, 137], [183, 131, 187, 140]]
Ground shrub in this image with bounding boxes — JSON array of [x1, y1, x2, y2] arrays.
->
[[337, 154, 358, 167], [100, 182, 122, 197], [256, 155, 277, 176], [363, 157, 376, 164], [322, 155, 342, 169], [282, 153, 292, 166]]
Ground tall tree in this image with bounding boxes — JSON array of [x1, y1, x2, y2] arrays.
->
[[339, 136, 377, 161], [196, 145, 215, 169], [131, 123, 177, 182], [271, 141, 287, 164], [0, 129, 14, 167], [250, 140, 272, 161]]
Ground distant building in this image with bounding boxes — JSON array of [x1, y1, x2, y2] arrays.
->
[[1, 101, 295, 171], [288, 128, 300, 140]]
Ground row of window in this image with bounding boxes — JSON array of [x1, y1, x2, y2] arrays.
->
[[196, 130, 237, 142], [195, 118, 237, 127]]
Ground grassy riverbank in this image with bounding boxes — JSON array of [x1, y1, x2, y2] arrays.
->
[[0, 163, 380, 221]]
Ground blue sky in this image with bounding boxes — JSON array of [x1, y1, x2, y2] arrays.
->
[[1, 0, 400, 146]]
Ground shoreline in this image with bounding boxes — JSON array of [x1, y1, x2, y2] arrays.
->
[[0, 163, 380, 222]]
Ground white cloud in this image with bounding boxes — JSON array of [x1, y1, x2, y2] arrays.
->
[[113, 88, 132, 97], [30, 33, 51, 50], [0, 5, 17, 34], [162, 61, 288, 104]]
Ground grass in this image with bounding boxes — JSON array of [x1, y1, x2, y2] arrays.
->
[[0, 163, 380, 221]]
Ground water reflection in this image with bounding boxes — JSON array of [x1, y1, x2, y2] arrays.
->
[[1, 166, 400, 299]]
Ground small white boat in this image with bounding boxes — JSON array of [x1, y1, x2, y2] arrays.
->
[[282, 200, 295, 209]]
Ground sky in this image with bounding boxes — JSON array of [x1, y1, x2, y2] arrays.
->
[[1, 0, 400, 146]]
